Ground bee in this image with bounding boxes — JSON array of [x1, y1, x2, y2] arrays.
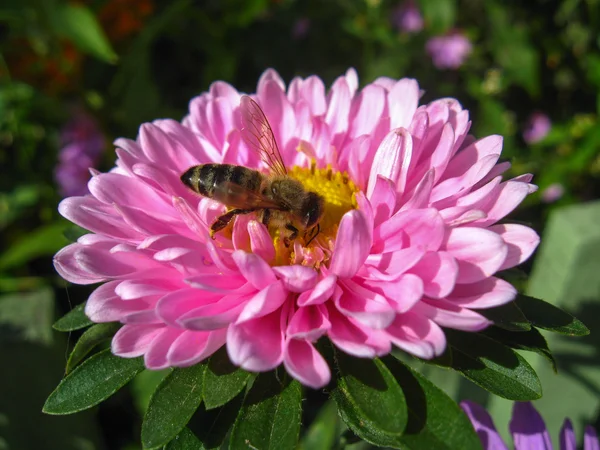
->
[[180, 95, 324, 246]]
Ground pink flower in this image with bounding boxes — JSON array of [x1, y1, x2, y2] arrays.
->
[[541, 183, 564, 203], [392, 1, 424, 34], [523, 112, 551, 144], [55, 110, 105, 197], [54, 69, 539, 388], [426, 32, 473, 69]]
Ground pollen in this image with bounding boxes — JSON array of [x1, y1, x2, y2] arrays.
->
[[289, 161, 359, 243]]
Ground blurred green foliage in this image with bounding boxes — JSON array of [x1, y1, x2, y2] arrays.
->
[[1, 0, 599, 448]]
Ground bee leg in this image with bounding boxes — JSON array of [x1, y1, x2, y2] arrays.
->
[[261, 209, 271, 226], [283, 224, 299, 247], [305, 224, 320, 246], [210, 208, 255, 238]]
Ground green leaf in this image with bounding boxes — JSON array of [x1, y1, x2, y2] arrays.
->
[[51, 4, 117, 63], [43, 349, 144, 414], [480, 301, 531, 332], [483, 327, 557, 372], [0, 222, 69, 271], [515, 295, 590, 336], [446, 330, 542, 401], [195, 391, 245, 450], [53, 302, 93, 332], [164, 428, 202, 450], [332, 351, 408, 448], [229, 371, 302, 450], [383, 357, 483, 450], [142, 364, 206, 449], [132, 368, 172, 415], [298, 400, 340, 450], [419, 0, 456, 33], [202, 348, 252, 410], [63, 224, 89, 243], [0, 288, 54, 345], [66, 322, 121, 373]]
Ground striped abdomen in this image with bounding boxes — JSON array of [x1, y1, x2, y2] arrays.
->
[[180, 164, 264, 208]]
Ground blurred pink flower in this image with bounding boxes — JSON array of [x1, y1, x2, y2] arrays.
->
[[462, 401, 599, 450], [426, 32, 473, 69], [541, 183, 564, 203], [54, 69, 539, 388], [55, 111, 105, 197], [392, 1, 423, 33], [523, 112, 551, 144]]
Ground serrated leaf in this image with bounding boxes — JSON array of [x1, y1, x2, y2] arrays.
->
[[480, 301, 531, 332], [43, 349, 144, 415], [66, 322, 121, 373], [202, 347, 252, 410], [515, 295, 589, 336], [51, 4, 117, 63], [446, 330, 542, 401], [142, 364, 206, 449], [483, 327, 557, 372], [298, 400, 340, 450], [0, 222, 69, 271], [164, 428, 203, 450], [383, 357, 483, 450], [332, 351, 408, 448], [229, 371, 302, 450], [53, 302, 93, 332]]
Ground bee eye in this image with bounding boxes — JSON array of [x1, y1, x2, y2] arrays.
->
[[271, 186, 278, 194]]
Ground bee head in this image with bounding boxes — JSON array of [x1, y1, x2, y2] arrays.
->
[[302, 192, 324, 228]]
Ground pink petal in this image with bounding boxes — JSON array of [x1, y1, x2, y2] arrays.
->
[[115, 279, 174, 300], [475, 181, 532, 227], [232, 250, 277, 290], [327, 305, 391, 358], [367, 128, 413, 199], [364, 273, 424, 313], [227, 309, 286, 371], [325, 77, 352, 137], [335, 281, 396, 329], [297, 274, 338, 306], [376, 208, 445, 252], [167, 329, 227, 367], [179, 294, 248, 330], [363, 246, 426, 280], [284, 339, 331, 388], [414, 300, 492, 331], [287, 304, 331, 340], [54, 244, 106, 285], [273, 265, 318, 293], [236, 281, 288, 324], [248, 220, 276, 263], [385, 312, 446, 359], [490, 224, 540, 270], [447, 277, 517, 309], [408, 251, 458, 298], [155, 288, 223, 326], [330, 210, 372, 279], [144, 327, 183, 369], [112, 324, 165, 357], [349, 84, 386, 138], [184, 274, 246, 293], [368, 175, 397, 226], [388, 78, 420, 129], [444, 227, 508, 283]]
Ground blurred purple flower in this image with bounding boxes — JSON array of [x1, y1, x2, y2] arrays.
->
[[292, 17, 311, 40], [523, 112, 551, 144], [55, 111, 104, 197], [461, 401, 599, 450], [426, 32, 472, 69], [392, 1, 423, 33], [541, 183, 564, 203]]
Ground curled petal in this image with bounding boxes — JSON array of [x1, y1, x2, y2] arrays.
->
[[284, 339, 331, 388], [112, 324, 165, 358], [330, 210, 372, 278], [385, 312, 446, 359]]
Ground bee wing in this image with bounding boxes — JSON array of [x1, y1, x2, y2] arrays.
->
[[240, 95, 288, 176], [216, 181, 284, 210]]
